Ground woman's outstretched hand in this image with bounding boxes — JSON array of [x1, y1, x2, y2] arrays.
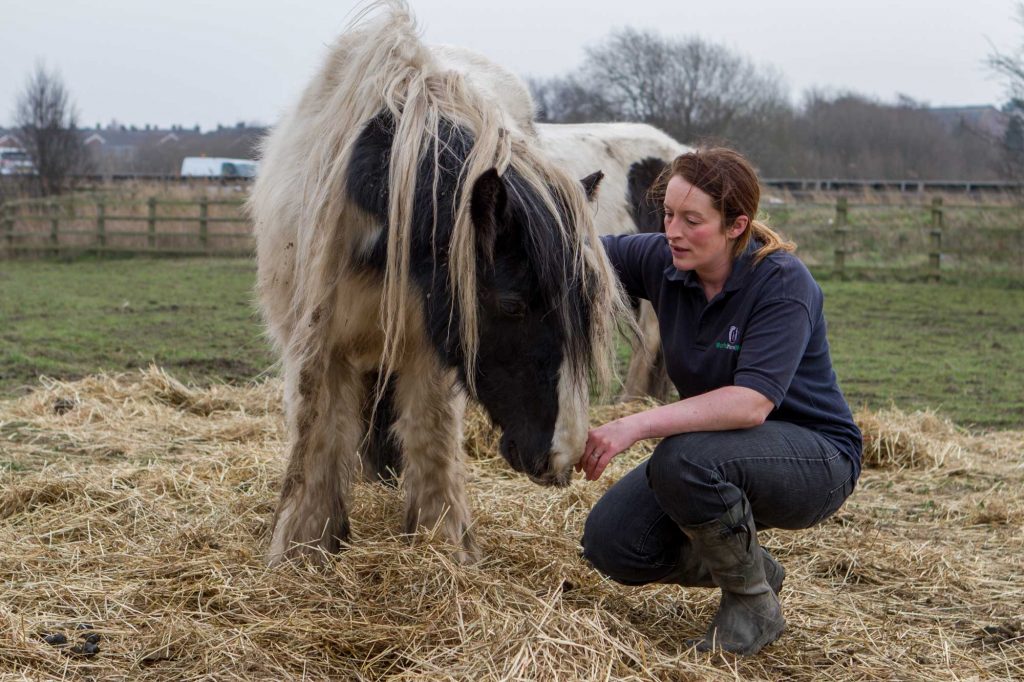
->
[[576, 417, 642, 481], [575, 386, 774, 481]]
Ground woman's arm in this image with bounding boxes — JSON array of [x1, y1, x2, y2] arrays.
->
[[600, 233, 666, 301], [577, 385, 774, 481]]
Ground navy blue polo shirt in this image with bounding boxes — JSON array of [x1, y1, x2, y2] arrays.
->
[[602, 232, 863, 475]]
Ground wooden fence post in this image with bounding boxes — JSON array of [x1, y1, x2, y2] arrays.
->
[[199, 196, 209, 252], [2, 202, 13, 257], [834, 196, 849, 279], [96, 199, 106, 251], [147, 197, 157, 249], [50, 201, 60, 255], [929, 197, 943, 283], [1019, 228, 1024, 273]]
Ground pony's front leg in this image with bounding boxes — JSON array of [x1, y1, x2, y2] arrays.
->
[[393, 361, 479, 564], [268, 349, 363, 565], [623, 300, 672, 401]]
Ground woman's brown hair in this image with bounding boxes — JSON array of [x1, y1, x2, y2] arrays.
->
[[652, 147, 795, 264]]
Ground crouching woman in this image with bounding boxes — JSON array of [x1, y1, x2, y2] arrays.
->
[[579, 147, 862, 655]]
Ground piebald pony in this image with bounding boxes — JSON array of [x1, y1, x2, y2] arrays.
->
[[249, 1, 628, 564]]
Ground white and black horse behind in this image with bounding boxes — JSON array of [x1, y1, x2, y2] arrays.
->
[[249, 1, 628, 564], [536, 122, 690, 400]]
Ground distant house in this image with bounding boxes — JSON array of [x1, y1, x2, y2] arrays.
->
[[928, 105, 1009, 139], [0, 129, 22, 149], [0, 124, 266, 174], [76, 124, 265, 174]]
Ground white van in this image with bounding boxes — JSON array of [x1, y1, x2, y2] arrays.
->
[[180, 156, 258, 178]]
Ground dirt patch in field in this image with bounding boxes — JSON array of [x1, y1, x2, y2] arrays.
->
[[167, 357, 266, 383], [0, 368, 1021, 680]]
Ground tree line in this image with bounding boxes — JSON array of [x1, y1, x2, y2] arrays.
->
[[9, 8, 1024, 197], [530, 27, 1013, 180]]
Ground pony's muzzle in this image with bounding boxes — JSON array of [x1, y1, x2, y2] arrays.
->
[[503, 438, 526, 473], [501, 435, 571, 486], [527, 467, 573, 488]]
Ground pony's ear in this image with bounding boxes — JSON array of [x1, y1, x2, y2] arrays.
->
[[347, 112, 395, 219], [580, 170, 604, 201], [470, 168, 508, 261]]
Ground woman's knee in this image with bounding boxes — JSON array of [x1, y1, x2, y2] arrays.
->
[[647, 432, 743, 526], [648, 433, 715, 492]]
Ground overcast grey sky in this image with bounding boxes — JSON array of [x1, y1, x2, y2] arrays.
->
[[2, 0, 1021, 131]]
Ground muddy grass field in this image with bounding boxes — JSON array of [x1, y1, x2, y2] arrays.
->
[[2, 258, 1023, 428], [0, 370, 1021, 680]]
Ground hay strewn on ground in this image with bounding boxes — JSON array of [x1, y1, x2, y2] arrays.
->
[[0, 368, 1021, 680]]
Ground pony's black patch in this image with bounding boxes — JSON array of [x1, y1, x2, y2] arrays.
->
[[361, 371, 402, 486], [347, 113, 395, 221], [627, 157, 668, 234], [347, 113, 395, 270], [346, 111, 597, 480]]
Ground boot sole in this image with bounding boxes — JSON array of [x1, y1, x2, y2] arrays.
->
[[693, 619, 786, 656]]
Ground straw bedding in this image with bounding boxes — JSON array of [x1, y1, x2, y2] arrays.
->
[[0, 367, 1021, 680]]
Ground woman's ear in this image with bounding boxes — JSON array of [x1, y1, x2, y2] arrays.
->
[[727, 215, 749, 239]]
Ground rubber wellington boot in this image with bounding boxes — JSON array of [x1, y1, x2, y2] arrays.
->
[[663, 543, 786, 595], [682, 498, 786, 655]]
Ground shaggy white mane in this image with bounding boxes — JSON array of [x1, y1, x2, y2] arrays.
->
[[249, 0, 624, 391]]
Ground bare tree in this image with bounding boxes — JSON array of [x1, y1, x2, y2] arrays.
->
[[782, 90, 1004, 180], [14, 62, 91, 196], [532, 29, 789, 148], [988, 3, 1024, 99], [582, 28, 681, 129], [999, 100, 1024, 178], [529, 75, 615, 123], [533, 26, 1002, 179], [988, 3, 1024, 178]]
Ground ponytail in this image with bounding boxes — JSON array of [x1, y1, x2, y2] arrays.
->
[[741, 219, 796, 264]]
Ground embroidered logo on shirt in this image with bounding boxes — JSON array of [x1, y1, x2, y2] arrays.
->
[[716, 325, 742, 352]]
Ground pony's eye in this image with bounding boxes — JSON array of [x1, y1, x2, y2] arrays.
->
[[499, 298, 527, 318]]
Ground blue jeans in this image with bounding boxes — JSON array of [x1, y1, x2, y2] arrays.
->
[[581, 421, 857, 586]]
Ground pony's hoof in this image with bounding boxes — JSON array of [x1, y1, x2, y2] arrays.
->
[[264, 542, 326, 568], [266, 519, 349, 567], [454, 536, 482, 565]]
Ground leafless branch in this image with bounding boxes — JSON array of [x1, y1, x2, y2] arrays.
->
[[14, 61, 92, 196]]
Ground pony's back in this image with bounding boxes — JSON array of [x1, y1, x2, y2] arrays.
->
[[536, 122, 690, 236], [430, 45, 537, 138]]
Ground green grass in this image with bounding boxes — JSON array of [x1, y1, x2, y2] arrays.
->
[[821, 279, 1024, 429], [1, 257, 1022, 430], [0, 257, 274, 392]]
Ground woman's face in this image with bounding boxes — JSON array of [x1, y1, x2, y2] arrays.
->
[[663, 175, 744, 275]]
